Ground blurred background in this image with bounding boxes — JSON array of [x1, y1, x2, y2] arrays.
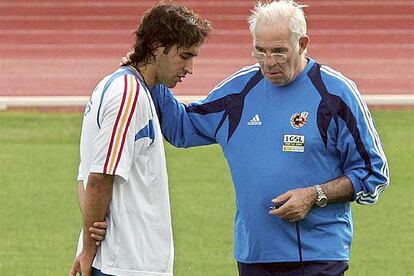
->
[[0, 1, 413, 275], [0, 0, 413, 106]]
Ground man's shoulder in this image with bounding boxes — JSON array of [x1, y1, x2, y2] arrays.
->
[[210, 64, 262, 94], [99, 67, 141, 86], [317, 64, 358, 96], [99, 67, 144, 93], [220, 64, 261, 84], [316, 64, 364, 108]]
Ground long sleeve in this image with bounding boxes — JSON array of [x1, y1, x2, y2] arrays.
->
[[150, 66, 264, 148], [150, 85, 219, 148], [320, 65, 390, 205]]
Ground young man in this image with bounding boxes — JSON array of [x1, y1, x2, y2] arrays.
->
[[70, 4, 211, 276], [147, 1, 389, 275]]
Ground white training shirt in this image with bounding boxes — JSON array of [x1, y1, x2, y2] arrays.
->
[[76, 67, 174, 276]]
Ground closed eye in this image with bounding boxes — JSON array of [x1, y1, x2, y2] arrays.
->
[[180, 52, 196, 60], [180, 54, 191, 60]]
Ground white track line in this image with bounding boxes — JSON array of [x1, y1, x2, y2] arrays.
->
[[0, 95, 413, 110]]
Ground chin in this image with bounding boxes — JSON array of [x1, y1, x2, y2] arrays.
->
[[272, 80, 291, 87], [269, 75, 295, 86], [268, 77, 286, 86], [163, 81, 177, 88]]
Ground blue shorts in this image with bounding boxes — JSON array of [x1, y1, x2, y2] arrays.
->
[[92, 267, 113, 276], [237, 261, 349, 276]]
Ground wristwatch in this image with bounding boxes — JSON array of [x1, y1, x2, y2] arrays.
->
[[314, 184, 328, 207]]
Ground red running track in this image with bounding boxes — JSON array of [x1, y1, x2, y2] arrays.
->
[[0, 0, 413, 97]]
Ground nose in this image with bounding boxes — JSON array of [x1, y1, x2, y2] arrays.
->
[[263, 55, 277, 67], [184, 58, 194, 75]]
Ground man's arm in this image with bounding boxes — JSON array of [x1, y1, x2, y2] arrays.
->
[[270, 76, 389, 222], [79, 173, 113, 276], [329, 74, 389, 205], [151, 85, 220, 148], [77, 180, 108, 246], [269, 176, 354, 222], [320, 176, 354, 203]]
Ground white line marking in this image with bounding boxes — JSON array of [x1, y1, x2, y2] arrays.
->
[[0, 95, 413, 110]]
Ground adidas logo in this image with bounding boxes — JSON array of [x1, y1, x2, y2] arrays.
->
[[247, 114, 262, 126]]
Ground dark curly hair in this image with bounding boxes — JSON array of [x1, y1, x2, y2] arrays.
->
[[126, 3, 212, 68]]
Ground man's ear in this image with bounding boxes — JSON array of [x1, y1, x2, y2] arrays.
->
[[298, 36, 309, 55], [151, 43, 165, 57]]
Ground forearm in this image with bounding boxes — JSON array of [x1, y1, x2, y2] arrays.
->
[[269, 176, 354, 221], [151, 86, 216, 147], [158, 98, 203, 148], [82, 173, 113, 253], [320, 175, 354, 203]]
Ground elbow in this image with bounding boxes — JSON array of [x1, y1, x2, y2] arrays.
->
[[86, 173, 114, 193], [355, 178, 389, 205], [348, 170, 390, 205]]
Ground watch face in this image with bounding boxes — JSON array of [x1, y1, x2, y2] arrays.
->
[[318, 197, 328, 207]]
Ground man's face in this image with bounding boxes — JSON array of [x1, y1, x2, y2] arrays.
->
[[253, 22, 305, 86], [154, 44, 200, 88]]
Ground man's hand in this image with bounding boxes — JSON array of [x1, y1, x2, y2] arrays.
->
[[89, 221, 108, 246], [69, 220, 106, 276], [69, 249, 95, 276], [79, 249, 96, 276], [69, 254, 81, 276], [120, 50, 134, 66], [269, 187, 317, 222], [80, 173, 113, 275]]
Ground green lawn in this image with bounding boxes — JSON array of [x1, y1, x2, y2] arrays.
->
[[0, 110, 412, 275]]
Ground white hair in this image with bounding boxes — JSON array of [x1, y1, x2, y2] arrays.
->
[[248, 0, 308, 44]]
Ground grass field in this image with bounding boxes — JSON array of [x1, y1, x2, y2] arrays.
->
[[0, 110, 412, 275]]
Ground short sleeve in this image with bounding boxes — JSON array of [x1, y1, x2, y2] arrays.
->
[[76, 162, 83, 181], [89, 74, 140, 181]]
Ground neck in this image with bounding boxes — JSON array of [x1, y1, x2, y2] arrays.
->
[[299, 55, 308, 72], [133, 64, 156, 89], [293, 55, 308, 79]]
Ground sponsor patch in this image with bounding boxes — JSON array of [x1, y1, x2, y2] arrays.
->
[[290, 111, 309, 129], [282, 134, 305, 152]]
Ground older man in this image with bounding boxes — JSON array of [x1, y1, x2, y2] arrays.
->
[[97, 1, 389, 275]]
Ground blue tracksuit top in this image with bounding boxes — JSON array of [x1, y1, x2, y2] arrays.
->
[[150, 58, 389, 263]]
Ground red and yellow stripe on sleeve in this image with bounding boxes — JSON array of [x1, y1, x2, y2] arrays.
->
[[103, 74, 140, 175]]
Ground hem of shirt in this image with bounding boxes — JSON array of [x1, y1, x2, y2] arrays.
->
[[235, 256, 349, 264], [96, 265, 173, 276], [89, 165, 129, 183]]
